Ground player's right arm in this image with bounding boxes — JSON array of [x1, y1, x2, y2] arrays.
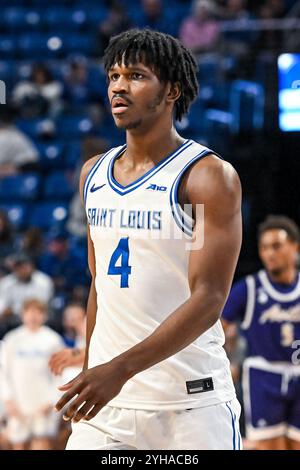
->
[[221, 278, 248, 383], [49, 347, 85, 375], [79, 155, 103, 370], [221, 278, 248, 334]]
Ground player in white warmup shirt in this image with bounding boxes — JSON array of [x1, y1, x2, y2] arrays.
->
[[2, 299, 64, 449], [55, 29, 243, 450]]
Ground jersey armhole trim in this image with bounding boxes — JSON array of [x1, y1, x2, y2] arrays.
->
[[240, 275, 255, 330], [83, 147, 118, 203], [169, 149, 218, 236], [258, 269, 300, 302]]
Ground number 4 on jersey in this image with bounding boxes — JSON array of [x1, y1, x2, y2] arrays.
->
[[108, 237, 132, 288]]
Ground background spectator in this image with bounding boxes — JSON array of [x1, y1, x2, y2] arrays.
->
[[62, 56, 105, 114], [60, 302, 86, 349], [18, 228, 44, 266], [94, 1, 132, 57], [137, 0, 169, 31], [12, 63, 63, 119], [0, 211, 16, 279], [179, 0, 220, 54], [38, 229, 87, 296], [219, 0, 256, 57], [0, 106, 39, 178], [49, 302, 86, 377], [0, 254, 54, 338]]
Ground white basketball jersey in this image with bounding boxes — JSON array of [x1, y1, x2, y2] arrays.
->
[[85, 139, 235, 410], [2, 326, 63, 414]]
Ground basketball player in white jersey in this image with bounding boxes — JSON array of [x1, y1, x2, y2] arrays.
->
[[55, 29, 243, 450], [2, 299, 63, 450]]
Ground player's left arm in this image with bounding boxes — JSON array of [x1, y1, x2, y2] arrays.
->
[[187, 156, 243, 339], [120, 156, 242, 369], [120, 156, 242, 362]]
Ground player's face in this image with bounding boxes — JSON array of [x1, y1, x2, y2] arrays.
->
[[259, 229, 299, 274], [22, 307, 45, 330], [63, 306, 85, 332], [107, 62, 168, 130], [15, 262, 33, 282]]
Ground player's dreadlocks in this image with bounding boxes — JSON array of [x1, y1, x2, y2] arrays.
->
[[103, 29, 199, 121]]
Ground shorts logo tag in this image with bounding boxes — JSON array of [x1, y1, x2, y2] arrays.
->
[[186, 377, 214, 394]]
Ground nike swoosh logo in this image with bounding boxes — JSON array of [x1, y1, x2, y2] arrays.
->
[[90, 183, 106, 193]]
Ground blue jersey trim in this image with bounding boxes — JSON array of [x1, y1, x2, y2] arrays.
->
[[107, 140, 193, 196], [171, 204, 194, 238], [170, 149, 216, 236], [226, 402, 236, 450], [83, 155, 103, 203], [83, 147, 121, 203], [232, 406, 241, 450]]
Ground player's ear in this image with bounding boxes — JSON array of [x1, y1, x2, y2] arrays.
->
[[166, 82, 181, 104]]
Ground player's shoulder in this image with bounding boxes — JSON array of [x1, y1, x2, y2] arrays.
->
[[186, 149, 241, 207], [232, 276, 248, 292], [0, 273, 16, 288], [80, 154, 105, 183], [232, 271, 261, 293], [79, 153, 106, 200], [34, 269, 52, 283], [79, 144, 123, 200], [252, 269, 269, 285], [40, 325, 64, 343], [190, 145, 240, 189], [3, 325, 24, 342]]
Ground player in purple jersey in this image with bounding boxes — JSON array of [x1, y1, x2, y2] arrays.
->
[[222, 215, 300, 450]]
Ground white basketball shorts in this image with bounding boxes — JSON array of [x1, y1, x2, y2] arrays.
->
[[66, 398, 242, 450]]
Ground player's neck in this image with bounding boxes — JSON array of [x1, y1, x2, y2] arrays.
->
[[267, 267, 298, 286], [24, 324, 43, 333], [125, 125, 185, 166]]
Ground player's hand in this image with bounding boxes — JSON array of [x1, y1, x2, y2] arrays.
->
[[49, 348, 78, 376], [54, 361, 127, 423]]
